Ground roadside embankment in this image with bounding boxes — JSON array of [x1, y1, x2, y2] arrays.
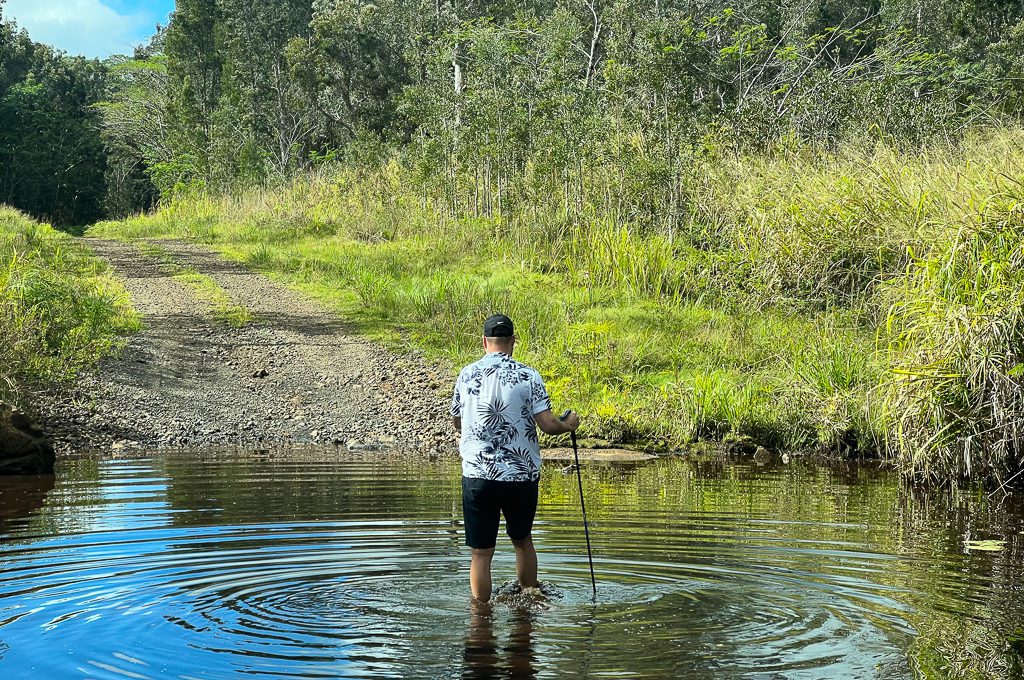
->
[[0, 208, 138, 410], [0, 208, 138, 471]]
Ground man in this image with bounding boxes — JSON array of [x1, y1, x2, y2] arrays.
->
[[451, 313, 581, 601]]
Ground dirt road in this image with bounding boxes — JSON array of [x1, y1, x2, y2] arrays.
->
[[39, 239, 455, 455]]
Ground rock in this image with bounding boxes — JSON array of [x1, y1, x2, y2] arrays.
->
[[753, 446, 772, 465], [0, 403, 56, 475], [252, 368, 269, 379], [347, 441, 387, 452]]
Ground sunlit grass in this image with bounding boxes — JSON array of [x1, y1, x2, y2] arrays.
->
[[93, 202, 877, 455], [91, 129, 1024, 478], [174, 270, 254, 328], [134, 241, 253, 328]]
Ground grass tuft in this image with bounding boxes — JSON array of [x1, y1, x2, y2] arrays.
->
[[134, 242, 253, 327]]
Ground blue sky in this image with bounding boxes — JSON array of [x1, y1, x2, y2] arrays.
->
[[4, 0, 175, 58]]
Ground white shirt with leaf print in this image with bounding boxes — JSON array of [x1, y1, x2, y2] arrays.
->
[[451, 352, 553, 482]]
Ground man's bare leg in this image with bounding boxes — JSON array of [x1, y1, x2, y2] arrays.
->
[[512, 536, 538, 589], [470, 547, 495, 601]]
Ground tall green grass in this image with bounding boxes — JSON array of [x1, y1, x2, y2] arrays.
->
[[882, 198, 1024, 484], [1, 207, 139, 407], [92, 130, 1024, 482], [92, 180, 878, 456]]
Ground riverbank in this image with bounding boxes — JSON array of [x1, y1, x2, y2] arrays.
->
[[90, 189, 880, 461], [91, 131, 1024, 485], [5, 225, 634, 461]]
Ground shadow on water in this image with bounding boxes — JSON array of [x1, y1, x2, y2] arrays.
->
[[0, 474, 54, 535]]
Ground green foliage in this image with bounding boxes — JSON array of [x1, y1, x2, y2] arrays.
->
[[882, 190, 1024, 484], [0, 206, 139, 406], [287, 0, 414, 145], [94, 55, 170, 212], [163, 0, 222, 188], [212, 0, 315, 179], [7, 0, 1024, 221], [0, 19, 108, 226], [91, 162, 882, 456]]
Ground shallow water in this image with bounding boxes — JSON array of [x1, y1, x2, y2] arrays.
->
[[1, 451, 1022, 679]]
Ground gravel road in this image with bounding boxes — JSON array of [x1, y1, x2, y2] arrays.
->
[[38, 239, 456, 456]]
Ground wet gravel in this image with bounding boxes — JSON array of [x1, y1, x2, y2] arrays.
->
[[35, 239, 456, 457]]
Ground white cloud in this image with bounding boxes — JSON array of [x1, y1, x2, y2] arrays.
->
[[4, 0, 158, 58]]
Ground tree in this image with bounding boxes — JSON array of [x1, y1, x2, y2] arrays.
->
[[214, 0, 316, 178], [94, 56, 171, 213], [164, 0, 223, 187], [287, 0, 416, 147]]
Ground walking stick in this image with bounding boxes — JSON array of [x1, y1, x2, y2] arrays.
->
[[561, 410, 596, 598]]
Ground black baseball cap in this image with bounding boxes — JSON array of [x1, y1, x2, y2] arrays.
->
[[483, 313, 514, 337]]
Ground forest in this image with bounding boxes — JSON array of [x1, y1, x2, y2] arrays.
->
[[3, 0, 1024, 483], [4, 1, 1023, 222]]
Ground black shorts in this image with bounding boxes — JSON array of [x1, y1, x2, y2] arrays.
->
[[461, 477, 539, 549]]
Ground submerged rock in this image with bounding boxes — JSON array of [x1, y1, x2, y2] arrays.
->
[[0, 403, 56, 475]]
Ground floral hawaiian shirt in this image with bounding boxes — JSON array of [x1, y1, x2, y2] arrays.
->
[[450, 352, 553, 482]]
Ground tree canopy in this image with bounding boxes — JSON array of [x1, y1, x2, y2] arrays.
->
[[0, 14, 109, 225]]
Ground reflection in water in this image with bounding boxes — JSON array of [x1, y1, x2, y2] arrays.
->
[[0, 474, 54, 534], [464, 602, 537, 679], [0, 450, 1020, 678]]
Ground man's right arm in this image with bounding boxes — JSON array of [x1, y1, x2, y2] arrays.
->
[[534, 409, 580, 435]]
